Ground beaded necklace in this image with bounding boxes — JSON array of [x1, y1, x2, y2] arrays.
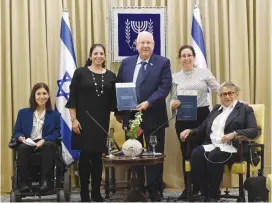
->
[[91, 68, 104, 96]]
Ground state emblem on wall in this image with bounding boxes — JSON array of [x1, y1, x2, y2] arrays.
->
[[112, 7, 167, 62]]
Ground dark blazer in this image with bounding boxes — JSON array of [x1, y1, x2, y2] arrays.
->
[[13, 108, 61, 142], [192, 101, 259, 146], [116, 54, 172, 130]]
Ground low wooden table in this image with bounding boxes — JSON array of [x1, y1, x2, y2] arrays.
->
[[102, 154, 165, 202]]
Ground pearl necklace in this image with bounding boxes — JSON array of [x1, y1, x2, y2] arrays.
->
[[91, 68, 104, 96]]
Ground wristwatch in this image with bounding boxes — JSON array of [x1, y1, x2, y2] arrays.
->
[[71, 117, 77, 122]]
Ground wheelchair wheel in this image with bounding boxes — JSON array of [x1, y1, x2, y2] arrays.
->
[[57, 189, 66, 202], [10, 190, 22, 202], [63, 168, 71, 201]]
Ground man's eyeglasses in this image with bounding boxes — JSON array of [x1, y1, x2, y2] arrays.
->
[[220, 91, 235, 97], [180, 54, 194, 58]]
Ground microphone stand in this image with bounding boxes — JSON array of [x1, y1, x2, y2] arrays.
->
[[85, 111, 121, 151], [138, 112, 181, 157], [148, 112, 181, 137]]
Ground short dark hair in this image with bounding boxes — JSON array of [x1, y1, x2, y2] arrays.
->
[[29, 83, 52, 111], [85, 43, 106, 68], [178, 45, 196, 58]]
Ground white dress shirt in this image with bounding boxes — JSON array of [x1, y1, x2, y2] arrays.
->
[[30, 110, 45, 140], [132, 57, 150, 84], [203, 100, 238, 153]]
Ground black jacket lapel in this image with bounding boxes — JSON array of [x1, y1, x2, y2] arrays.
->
[[225, 102, 241, 128]]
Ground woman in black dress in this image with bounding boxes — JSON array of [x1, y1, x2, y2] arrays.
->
[[66, 44, 117, 202]]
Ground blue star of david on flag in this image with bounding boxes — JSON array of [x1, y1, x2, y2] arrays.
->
[[57, 71, 72, 100]]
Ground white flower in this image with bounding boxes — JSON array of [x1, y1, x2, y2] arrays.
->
[[127, 112, 143, 138]]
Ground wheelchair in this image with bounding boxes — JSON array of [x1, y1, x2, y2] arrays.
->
[[10, 139, 71, 202]]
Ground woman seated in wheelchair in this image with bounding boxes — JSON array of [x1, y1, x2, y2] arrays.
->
[[13, 82, 60, 192], [180, 81, 259, 202]]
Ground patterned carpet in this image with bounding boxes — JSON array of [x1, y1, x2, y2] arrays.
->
[[1, 189, 243, 202]]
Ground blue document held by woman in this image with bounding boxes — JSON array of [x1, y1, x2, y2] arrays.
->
[[177, 90, 197, 120]]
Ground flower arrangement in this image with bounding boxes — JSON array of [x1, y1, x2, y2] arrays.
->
[[126, 112, 143, 139]]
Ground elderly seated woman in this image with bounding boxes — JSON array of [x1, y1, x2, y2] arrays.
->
[[13, 83, 61, 192], [180, 81, 259, 202]]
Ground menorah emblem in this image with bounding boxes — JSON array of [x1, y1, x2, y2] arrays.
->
[[125, 19, 154, 51], [131, 21, 148, 33]]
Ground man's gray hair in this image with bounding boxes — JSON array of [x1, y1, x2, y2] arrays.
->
[[136, 31, 154, 42], [219, 81, 241, 92]]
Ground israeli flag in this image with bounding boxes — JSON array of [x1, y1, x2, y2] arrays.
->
[[55, 9, 79, 166], [191, 5, 213, 110]]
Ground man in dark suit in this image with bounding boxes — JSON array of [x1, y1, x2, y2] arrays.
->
[[180, 81, 259, 202], [115, 31, 172, 201]]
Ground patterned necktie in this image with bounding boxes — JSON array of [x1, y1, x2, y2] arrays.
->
[[136, 61, 147, 103]]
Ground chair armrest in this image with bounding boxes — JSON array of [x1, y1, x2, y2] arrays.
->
[[234, 135, 254, 142], [233, 135, 263, 176], [233, 135, 258, 161], [233, 135, 249, 162]]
